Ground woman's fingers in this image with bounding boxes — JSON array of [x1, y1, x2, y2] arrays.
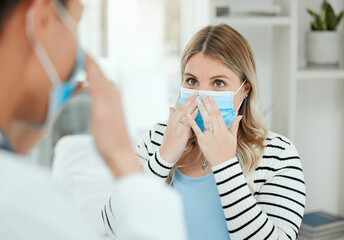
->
[[179, 92, 198, 111], [201, 95, 222, 129], [208, 95, 227, 129], [229, 115, 243, 138], [190, 107, 199, 120], [188, 114, 203, 139], [160, 93, 199, 164], [185, 108, 199, 127], [175, 92, 198, 123], [196, 97, 212, 129]]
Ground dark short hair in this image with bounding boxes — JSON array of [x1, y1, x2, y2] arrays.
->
[[0, 0, 69, 36]]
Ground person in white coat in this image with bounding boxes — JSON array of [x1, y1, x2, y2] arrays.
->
[[0, 0, 186, 239]]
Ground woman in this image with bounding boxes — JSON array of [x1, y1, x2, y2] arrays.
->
[[137, 24, 306, 240]]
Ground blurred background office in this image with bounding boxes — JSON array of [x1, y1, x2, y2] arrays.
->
[[31, 0, 344, 225]]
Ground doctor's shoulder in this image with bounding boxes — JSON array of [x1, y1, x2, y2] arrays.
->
[[0, 151, 94, 240]]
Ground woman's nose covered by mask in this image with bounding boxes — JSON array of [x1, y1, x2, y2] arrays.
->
[[25, 1, 86, 130], [178, 80, 247, 132]]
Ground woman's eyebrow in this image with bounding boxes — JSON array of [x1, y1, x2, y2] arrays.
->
[[184, 72, 197, 78], [210, 75, 230, 80]]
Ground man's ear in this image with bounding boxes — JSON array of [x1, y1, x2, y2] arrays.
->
[[30, 0, 54, 34]]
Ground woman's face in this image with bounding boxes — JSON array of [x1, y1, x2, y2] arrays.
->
[[183, 52, 251, 111]]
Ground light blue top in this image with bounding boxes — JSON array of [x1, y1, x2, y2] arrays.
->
[[172, 169, 230, 240]]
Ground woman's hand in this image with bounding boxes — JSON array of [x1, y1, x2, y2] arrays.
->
[[188, 94, 242, 167], [86, 55, 141, 178], [159, 92, 199, 164]]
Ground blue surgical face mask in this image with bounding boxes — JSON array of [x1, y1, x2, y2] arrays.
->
[[0, 128, 13, 152], [25, 1, 86, 130], [178, 80, 247, 132]]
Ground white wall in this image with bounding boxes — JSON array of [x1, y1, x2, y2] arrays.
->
[[297, 79, 344, 215], [296, 0, 344, 215], [107, 0, 169, 141]]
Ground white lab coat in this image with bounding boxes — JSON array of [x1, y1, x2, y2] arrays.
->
[[104, 174, 188, 240], [52, 135, 188, 240], [0, 150, 94, 240], [0, 137, 187, 240]]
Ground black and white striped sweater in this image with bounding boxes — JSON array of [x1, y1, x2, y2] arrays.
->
[[135, 121, 306, 240]]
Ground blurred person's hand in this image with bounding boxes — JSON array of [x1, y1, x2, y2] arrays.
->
[[86, 55, 141, 178]]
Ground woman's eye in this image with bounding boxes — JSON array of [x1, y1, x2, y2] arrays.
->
[[187, 78, 198, 86], [213, 80, 225, 88]]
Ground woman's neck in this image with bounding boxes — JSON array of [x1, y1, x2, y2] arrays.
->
[[178, 148, 212, 178]]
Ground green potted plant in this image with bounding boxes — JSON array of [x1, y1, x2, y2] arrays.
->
[[307, 0, 344, 65]]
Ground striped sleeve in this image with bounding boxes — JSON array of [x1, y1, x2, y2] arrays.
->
[[211, 141, 306, 240], [136, 123, 174, 183], [102, 195, 117, 239]]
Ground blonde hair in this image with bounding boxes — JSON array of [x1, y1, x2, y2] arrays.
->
[[167, 24, 268, 190]]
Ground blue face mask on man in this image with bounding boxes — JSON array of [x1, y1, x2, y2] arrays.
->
[[178, 80, 247, 132], [25, 1, 86, 130], [0, 128, 12, 152]]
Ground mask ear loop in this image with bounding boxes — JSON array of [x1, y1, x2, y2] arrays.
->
[[26, 8, 61, 86], [234, 79, 247, 95], [235, 94, 249, 113], [234, 79, 248, 113]]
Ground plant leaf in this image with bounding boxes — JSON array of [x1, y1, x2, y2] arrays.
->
[[337, 10, 344, 27], [322, 0, 328, 21], [311, 23, 316, 31], [322, 0, 329, 29], [308, 9, 319, 18], [325, 2, 336, 30], [308, 9, 324, 30]]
